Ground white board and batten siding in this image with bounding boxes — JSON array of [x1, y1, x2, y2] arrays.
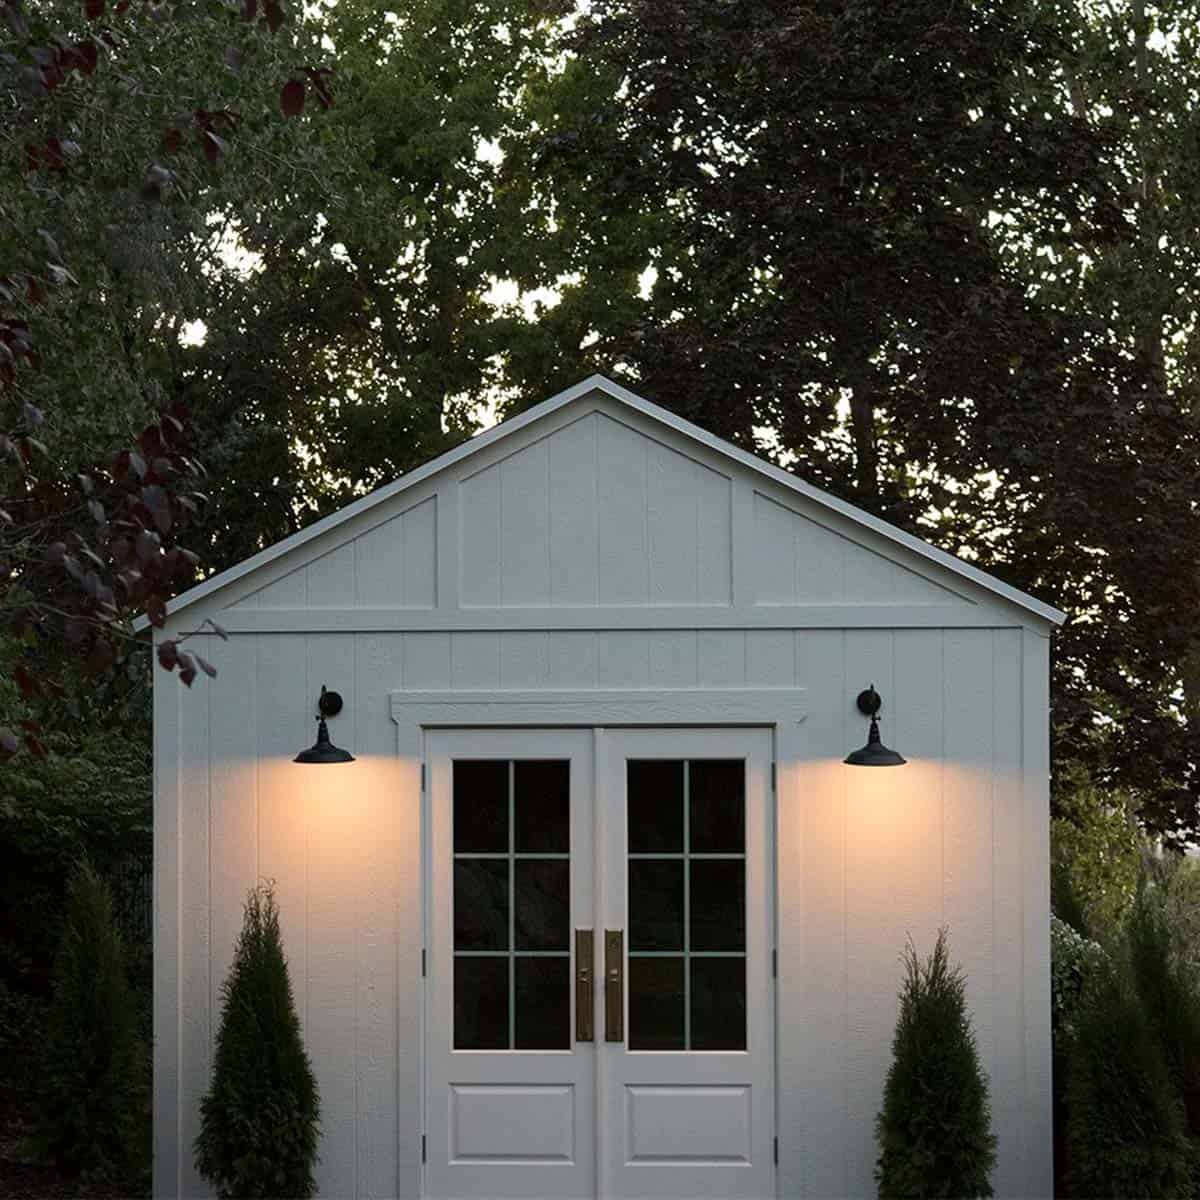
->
[[153, 379, 1057, 1199]]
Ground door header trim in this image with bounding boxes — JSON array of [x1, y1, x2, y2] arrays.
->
[[390, 689, 808, 755]]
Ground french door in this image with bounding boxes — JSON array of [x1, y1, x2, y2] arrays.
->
[[425, 727, 775, 1200]]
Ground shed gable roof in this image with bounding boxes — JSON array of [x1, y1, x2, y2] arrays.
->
[[141, 375, 1065, 630]]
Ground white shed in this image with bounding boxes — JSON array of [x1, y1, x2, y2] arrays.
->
[[150, 374, 1063, 1200]]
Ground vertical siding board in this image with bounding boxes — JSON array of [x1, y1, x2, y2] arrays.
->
[[402, 633, 451, 690], [499, 631, 551, 688], [1022, 630, 1053, 1198], [206, 637, 259, 1035], [793, 629, 848, 1199], [401, 497, 438, 608], [842, 630, 897, 1196], [753, 492, 797, 603], [991, 629, 1026, 1197], [153, 654, 181, 1199], [647, 630, 698, 686], [353, 635, 407, 1200], [499, 437, 551, 605], [596, 416, 649, 603], [697, 629, 746, 685], [942, 630, 997, 1128], [251, 566, 307, 607], [255, 635, 310, 1066], [354, 516, 406, 607], [178, 659, 212, 1199], [450, 632, 501, 688], [547, 632, 598, 687], [745, 629, 795, 686], [794, 515, 845, 603], [696, 465, 733, 605], [646, 441, 698, 603], [305, 634, 358, 1198], [596, 631, 650, 687], [306, 543, 357, 607], [459, 467, 501, 606], [548, 415, 599, 604]]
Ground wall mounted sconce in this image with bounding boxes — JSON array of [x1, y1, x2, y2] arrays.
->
[[295, 685, 355, 764], [844, 685, 906, 767]]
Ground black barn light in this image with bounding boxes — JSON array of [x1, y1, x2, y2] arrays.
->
[[295, 685, 355, 764], [844, 684, 906, 767]]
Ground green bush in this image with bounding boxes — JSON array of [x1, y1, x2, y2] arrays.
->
[[195, 883, 320, 1199], [36, 860, 147, 1177], [875, 929, 997, 1199], [1065, 958, 1195, 1198], [1127, 864, 1200, 1141], [1051, 914, 1107, 1037]]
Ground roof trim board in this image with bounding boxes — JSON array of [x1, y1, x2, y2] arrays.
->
[[135, 374, 1066, 631]]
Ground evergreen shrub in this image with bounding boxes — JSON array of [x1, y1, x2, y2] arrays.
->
[[195, 882, 320, 1199], [875, 929, 997, 1199], [37, 859, 146, 1177], [1065, 958, 1195, 1198]]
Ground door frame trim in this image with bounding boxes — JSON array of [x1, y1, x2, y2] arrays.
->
[[392, 688, 808, 1200]]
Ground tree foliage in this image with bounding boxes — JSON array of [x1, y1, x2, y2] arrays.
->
[[875, 929, 997, 1199], [0, 0, 334, 754], [497, 0, 1200, 843], [195, 883, 319, 1200], [37, 859, 146, 1179]]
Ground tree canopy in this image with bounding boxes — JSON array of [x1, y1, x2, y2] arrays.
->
[[3, 0, 1199, 844]]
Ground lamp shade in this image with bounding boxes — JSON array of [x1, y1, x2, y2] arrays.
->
[[844, 714, 906, 767], [295, 716, 355, 764]]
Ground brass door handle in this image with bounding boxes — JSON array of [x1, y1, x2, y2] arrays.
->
[[604, 929, 624, 1042], [575, 930, 594, 1042]]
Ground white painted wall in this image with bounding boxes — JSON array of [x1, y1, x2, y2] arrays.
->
[[153, 392, 1053, 1199]]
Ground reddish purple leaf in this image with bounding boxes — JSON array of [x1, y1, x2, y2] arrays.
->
[[141, 484, 172, 534], [14, 666, 39, 698], [262, 0, 283, 30], [281, 78, 305, 118], [157, 639, 179, 670], [0, 729, 19, 756], [146, 593, 167, 629], [135, 528, 159, 563], [84, 0, 104, 18]]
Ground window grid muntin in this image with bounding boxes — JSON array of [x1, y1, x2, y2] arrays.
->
[[454, 758, 570, 1051], [627, 758, 747, 1051]]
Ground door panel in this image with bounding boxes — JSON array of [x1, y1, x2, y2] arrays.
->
[[426, 730, 596, 1199], [599, 729, 775, 1200]]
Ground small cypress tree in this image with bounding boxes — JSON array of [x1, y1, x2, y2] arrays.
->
[[1065, 959, 1194, 1198], [195, 883, 320, 1199], [37, 859, 145, 1176], [875, 929, 997, 1199]]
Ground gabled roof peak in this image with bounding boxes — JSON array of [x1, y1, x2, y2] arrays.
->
[[136, 373, 1064, 631]]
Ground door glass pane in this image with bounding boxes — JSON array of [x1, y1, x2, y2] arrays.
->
[[628, 760, 684, 852], [515, 860, 569, 951], [453, 757, 571, 1050], [627, 758, 748, 1051], [629, 859, 683, 951], [455, 859, 508, 950], [454, 760, 509, 852], [689, 760, 745, 853], [689, 860, 745, 952], [515, 957, 570, 1049], [691, 957, 746, 1051], [514, 760, 570, 852], [455, 957, 509, 1049], [629, 957, 685, 1051]]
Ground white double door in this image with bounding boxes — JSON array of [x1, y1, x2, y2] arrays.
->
[[425, 727, 775, 1200]]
